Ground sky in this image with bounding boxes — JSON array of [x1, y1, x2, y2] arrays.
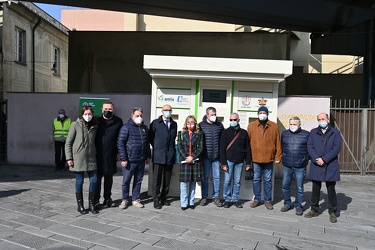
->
[[35, 3, 78, 21]]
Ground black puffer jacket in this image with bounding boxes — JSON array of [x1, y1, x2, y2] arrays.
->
[[199, 115, 224, 160], [281, 128, 310, 168]]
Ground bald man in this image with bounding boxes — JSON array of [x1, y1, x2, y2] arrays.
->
[[149, 104, 178, 209], [304, 112, 342, 223]]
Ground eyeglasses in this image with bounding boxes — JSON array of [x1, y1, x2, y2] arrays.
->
[[163, 109, 172, 112], [229, 119, 238, 121]]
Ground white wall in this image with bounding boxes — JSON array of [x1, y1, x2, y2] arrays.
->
[[7, 93, 151, 166]]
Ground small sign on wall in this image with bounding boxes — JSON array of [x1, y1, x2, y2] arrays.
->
[[79, 97, 109, 116], [156, 88, 191, 108], [237, 91, 273, 111]]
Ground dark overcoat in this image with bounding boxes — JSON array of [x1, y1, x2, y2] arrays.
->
[[95, 115, 123, 175], [307, 126, 342, 181], [149, 116, 177, 165], [177, 130, 204, 182]]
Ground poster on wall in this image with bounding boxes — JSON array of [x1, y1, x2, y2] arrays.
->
[[277, 96, 330, 132], [79, 97, 109, 116], [237, 91, 273, 112], [156, 88, 191, 108]]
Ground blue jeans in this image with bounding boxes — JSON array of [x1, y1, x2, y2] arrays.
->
[[75, 170, 98, 193], [121, 161, 145, 201], [223, 161, 243, 202], [282, 166, 306, 208], [180, 182, 196, 207], [202, 158, 221, 198], [253, 162, 273, 202]]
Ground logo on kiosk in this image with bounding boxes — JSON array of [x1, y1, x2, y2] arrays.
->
[[177, 95, 189, 103], [258, 97, 268, 106], [241, 95, 251, 107], [158, 95, 174, 102]]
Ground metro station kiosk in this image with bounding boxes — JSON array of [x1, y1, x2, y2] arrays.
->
[[144, 55, 292, 200]]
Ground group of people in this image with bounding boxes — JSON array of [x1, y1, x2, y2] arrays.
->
[[51, 102, 341, 223]]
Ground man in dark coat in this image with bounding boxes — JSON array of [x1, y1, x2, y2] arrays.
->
[[117, 107, 150, 209], [95, 101, 123, 208], [305, 112, 342, 223], [220, 113, 251, 209], [280, 116, 309, 216], [198, 107, 224, 207], [149, 104, 177, 209]]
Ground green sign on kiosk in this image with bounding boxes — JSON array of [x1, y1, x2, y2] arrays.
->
[[79, 97, 109, 116]]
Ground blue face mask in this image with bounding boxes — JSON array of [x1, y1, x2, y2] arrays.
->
[[164, 111, 171, 118], [230, 121, 238, 127], [318, 121, 328, 128]]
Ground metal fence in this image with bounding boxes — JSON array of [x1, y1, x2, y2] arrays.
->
[[331, 99, 375, 175]]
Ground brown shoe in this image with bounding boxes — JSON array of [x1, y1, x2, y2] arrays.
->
[[265, 202, 273, 210], [329, 213, 337, 223], [304, 210, 318, 218], [250, 201, 260, 208]]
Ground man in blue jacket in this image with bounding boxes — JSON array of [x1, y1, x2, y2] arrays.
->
[[280, 117, 309, 216], [149, 104, 177, 209], [117, 107, 150, 209], [199, 107, 224, 207], [304, 112, 342, 223]]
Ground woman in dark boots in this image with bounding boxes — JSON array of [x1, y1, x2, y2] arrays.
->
[[65, 106, 99, 214]]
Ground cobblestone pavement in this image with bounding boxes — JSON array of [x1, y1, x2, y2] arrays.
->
[[0, 165, 375, 250]]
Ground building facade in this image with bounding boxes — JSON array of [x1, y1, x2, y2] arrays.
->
[[0, 1, 69, 101]]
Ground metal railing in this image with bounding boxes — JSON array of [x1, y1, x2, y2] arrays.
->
[[331, 99, 375, 175]]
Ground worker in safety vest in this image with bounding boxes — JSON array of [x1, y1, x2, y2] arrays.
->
[[50, 109, 71, 171]]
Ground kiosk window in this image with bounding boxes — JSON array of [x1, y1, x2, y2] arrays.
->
[[202, 89, 227, 103]]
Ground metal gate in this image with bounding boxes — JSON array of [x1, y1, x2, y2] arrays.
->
[[0, 100, 6, 162], [331, 99, 375, 175]]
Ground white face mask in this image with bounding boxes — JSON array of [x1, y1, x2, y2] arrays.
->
[[83, 115, 92, 122], [289, 125, 299, 133], [58, 114, 65, 119], [209, 115, 216, 123], [134, 116, 143, 125], [258, 114, 268, 121]]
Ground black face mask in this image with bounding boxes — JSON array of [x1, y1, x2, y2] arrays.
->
[[103, 110, 113, 118]]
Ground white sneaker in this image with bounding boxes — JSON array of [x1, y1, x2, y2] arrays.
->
[[132, 199, 144, 208], [119, 200, 128, 209]]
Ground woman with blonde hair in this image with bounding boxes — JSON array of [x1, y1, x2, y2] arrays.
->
[[177, 115, 204, 210]]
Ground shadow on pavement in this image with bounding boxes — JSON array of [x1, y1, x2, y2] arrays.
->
[[0, 188, 30, 198]]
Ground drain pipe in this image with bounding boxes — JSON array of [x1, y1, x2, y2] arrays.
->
[[32, 18, 42, 92]]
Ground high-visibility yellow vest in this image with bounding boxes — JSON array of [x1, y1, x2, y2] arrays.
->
[[53, 117, 71, 138]]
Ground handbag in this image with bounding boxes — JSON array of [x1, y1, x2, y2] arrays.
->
[[220, 131, 241, 167]]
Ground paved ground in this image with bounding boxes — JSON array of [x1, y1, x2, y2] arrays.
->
[[0, 165, 375, 250]]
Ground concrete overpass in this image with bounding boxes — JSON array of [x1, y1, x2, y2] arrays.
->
[[30, 0, 375, 104]]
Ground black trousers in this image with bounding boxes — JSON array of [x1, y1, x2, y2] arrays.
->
[[54, 141, 66, 169], [152, 163, 173, 201], [311, 180, 337, 214], [96, 172, 114, 201]]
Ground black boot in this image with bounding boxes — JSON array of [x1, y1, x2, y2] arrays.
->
[[76, 193, 88, 214], [89, 192, 99, 214]]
